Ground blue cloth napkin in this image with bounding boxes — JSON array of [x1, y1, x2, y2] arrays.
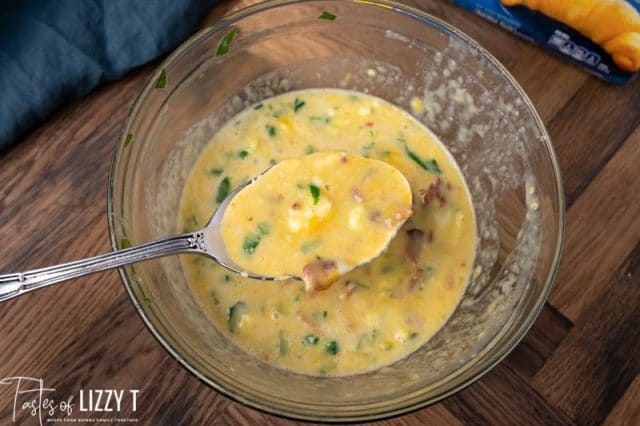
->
[[0, 0, 219, 149]]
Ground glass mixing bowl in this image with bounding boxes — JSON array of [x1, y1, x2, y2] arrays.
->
[[108, 0, 564, 421]]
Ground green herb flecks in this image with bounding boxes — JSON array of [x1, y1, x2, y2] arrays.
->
[[238, 150, 249, 159], [293, 98, 306, 112], [254, 103, 263, 110], [266, 124, 277, 138], [155, 69, 167, 89], [227, 301, 246, 333], [409, 331, 419, 340], [325, 340, 339, 355], [209, 168, 224, 176], [304, 334, 319, 345], [243, 233, 261, 255], [216, 29, 237, 56], [404, 144, 441, 175], [309, 115, 330, 124], [305, 145, 315, 155], [216, 177, 231, 203], [271, 107, 286, 118], [210, 291, 220, 306], [224, 274, 231, 282], [124, 133, 133, 146], [279, 330, 289, 356], [300, 240, 321, 254], [121, 238, 132, 249], [309, 183, 320, 204], [419, 266, 437, 291], [319, 11, 336, 20], [355, 281, 370, 289], [257, 222, 271, 235], [269, 159, 277, 166]]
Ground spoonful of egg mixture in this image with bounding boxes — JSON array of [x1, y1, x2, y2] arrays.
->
[[220, 151, 413, 292]]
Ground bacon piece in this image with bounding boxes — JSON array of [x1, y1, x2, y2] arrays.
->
[[420, 178, 447, 207], [302, 260, 339, 292], [405, 228, 425, 263], [408, 267, 424, 290], [352, 187, 363, 203], [296, 311, 320, 332], [343, 280, 358, 298]]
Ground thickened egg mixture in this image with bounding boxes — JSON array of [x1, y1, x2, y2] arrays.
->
[[179, 89, 476, 376], [221, 151, 414, 291]]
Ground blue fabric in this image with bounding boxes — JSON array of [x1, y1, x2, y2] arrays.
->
[[0, 0, 219, 149]]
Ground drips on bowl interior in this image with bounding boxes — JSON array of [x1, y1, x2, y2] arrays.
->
[[178, 89, 476, 376]]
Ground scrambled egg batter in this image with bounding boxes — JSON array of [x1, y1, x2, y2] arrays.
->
[[179, 89, 476, 376], [221, 151, 414, 291]]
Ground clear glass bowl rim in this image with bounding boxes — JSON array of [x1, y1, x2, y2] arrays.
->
[[107, 0, 566, 421]]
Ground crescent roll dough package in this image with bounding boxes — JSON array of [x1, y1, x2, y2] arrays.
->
[[452, 0, 640, 84]]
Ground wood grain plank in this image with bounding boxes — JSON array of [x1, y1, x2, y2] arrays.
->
[[115, 356, 230, 425], [547, 77, 640, 207], [503, 304, 573, 381], [603, 375, 640, 426], [442, 363, 574, 425], [382, 406, 464, 426], [533, 242, 640, 425], [550, 125, 640, 322]]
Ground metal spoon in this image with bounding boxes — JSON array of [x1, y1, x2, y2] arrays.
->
[[0, 177, 289, 303]]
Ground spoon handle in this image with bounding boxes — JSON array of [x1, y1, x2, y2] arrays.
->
[[0, 232, 206, 303]]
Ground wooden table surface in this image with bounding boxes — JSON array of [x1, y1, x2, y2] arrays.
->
[[1, 1, 639, 425]]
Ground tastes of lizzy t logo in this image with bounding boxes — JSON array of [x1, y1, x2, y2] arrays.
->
[[0, 376, 139, 424]]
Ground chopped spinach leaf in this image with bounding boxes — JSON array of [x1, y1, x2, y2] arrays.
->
[[238, 150, 249, 159], [325, 340, 339, 355], [305, 145, 315, 155], [254, 103, 263, 110], [124, 133, 133, 146], [279, 330, 289, 356], [216, 29, 237, 56], [309, 183, 320, 204], [155, 69, 166, 89], [243, 233, 261, 255], [266, 124, 277, 138], [404, 144, 441, 175], [209, 168, 224, 176], [293, 98, 306, 112], [227, 301, 246, 333], [257, 222, 271, 235], [319, 11, 336, 20], [216, 177, 231, 203]]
